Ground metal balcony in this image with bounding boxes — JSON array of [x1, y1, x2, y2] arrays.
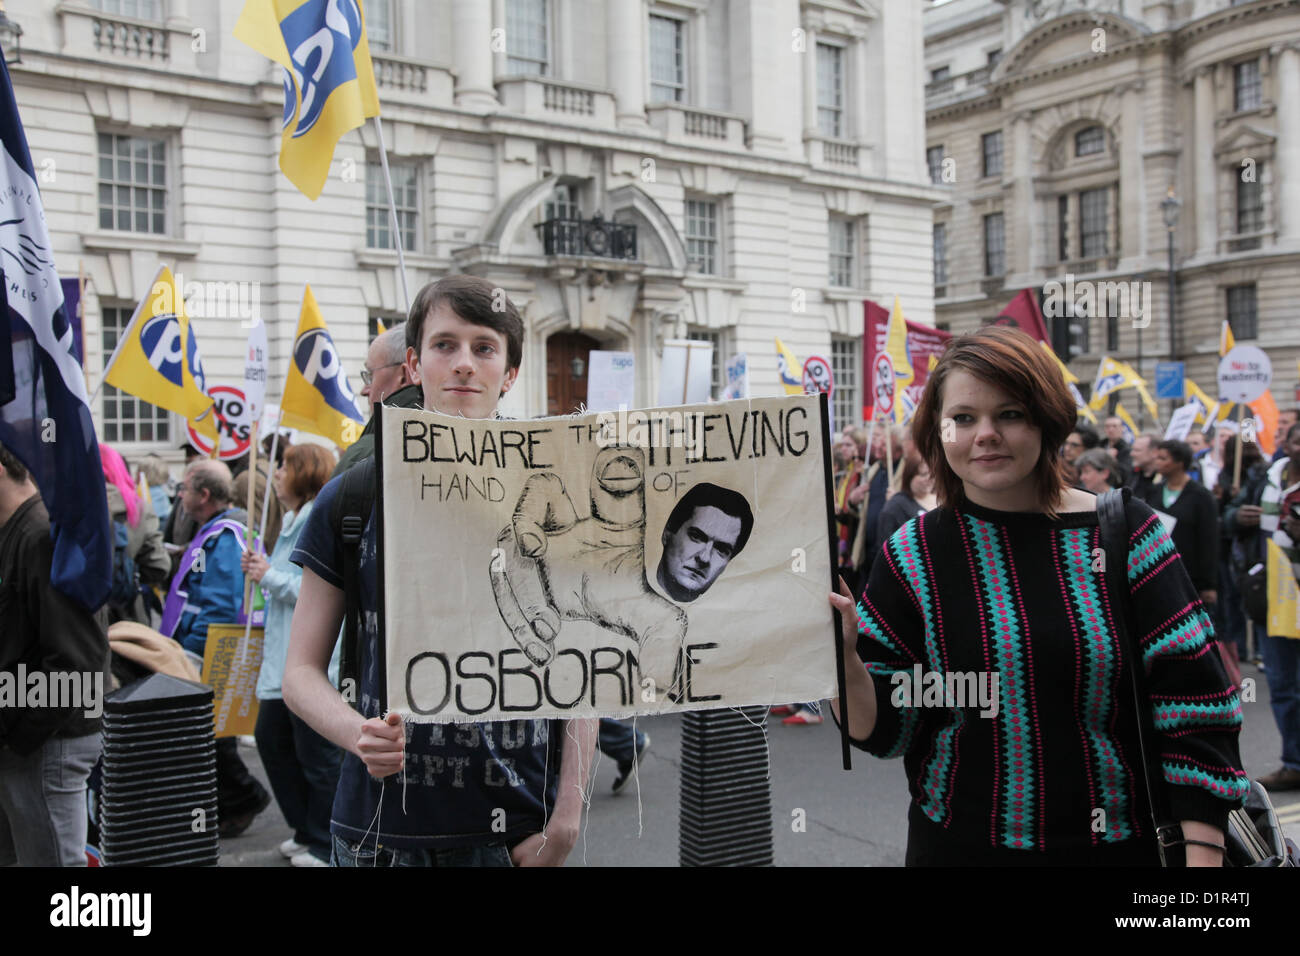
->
[[535, 214, 637, 260]]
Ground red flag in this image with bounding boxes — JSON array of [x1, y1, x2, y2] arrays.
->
[[995, 289, 1050, 346], [862, 299, 951, 424]]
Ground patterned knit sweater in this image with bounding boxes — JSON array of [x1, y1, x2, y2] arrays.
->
[[852, 495, 1248, 853]]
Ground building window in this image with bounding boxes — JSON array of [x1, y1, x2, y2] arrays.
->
[[816, 43, 845, 138], [982, 130, 1003, 178], [933, 223, 947, 287], [1058, 194, 1070, 261], [684, 198, 718, 274], [649, 14, 686, 103], [1079, 187, 1109, 258], [686, 327, 723, 399], [368, 314, 404, 341], [831, 337, 860, 430], [101, 305, 170, 444], [92, 0, 162, 19], [543, 183, 579, 221], [1226, 284, 1257, 339], [97, 132, 167, 234], [1234, 59, 1261, 112], [828, 217, 855, 288], [927, 145, 945, 185], [366, 0, 393, 52], [1237, 165, 1264, 233], [506, 0, 549, 76], [366, 160, 418, 251], [1075, 126, 1104, 157], [1106, 313, 1119, 352], [986, 49, 1002, 66], [930, 66, 950, 84], [983, 212, 1005, 276]]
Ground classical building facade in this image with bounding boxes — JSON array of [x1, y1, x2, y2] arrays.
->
[[6, 0, 935, 458], [925, 0, 1300, 415]]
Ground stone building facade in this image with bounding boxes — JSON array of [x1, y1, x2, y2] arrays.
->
[[6, 0, 936, 458], [925, 0, 1300, 417]]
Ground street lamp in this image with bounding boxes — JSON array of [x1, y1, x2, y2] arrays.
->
[[1161, 187, 1181, 362], [0, 1, 22, 65]]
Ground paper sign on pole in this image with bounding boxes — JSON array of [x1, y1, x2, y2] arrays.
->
[[586, 351, 636, 412], [1218, 345, 1272, 404], [379, 396, 838, 723], [201, 623, 263, 737], [1163, 402, 1200, 441], [658, 339, 714, 406], [187, 385, 252, 461], [722, 353, 748, 401], [243, 319, 268, 433]]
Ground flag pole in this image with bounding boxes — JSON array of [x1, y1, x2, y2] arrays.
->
[[372, 115, 411, 315]]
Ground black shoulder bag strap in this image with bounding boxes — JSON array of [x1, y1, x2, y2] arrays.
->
[[1097, 486, 1183, 866], [333, 457, 376, 710]]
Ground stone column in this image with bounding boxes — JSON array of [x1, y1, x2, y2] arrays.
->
[[1009, 110, 1035, 279], [607, 0, 648, 129], [1193, 66, 1217, 258], [1118, 81, 1146, 266], [1272, 42, 1300, 245], [452, 0, 497, 111], [801, 23, 818, 137]]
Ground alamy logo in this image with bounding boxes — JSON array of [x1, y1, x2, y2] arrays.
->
[[50, 886, 151, 936], [890, 665, 1000, 718], [1043, 274, 1153, 328], [0, 666, 104, 719]]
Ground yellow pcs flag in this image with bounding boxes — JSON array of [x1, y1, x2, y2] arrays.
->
[[883, 296, 914, 424], [1112, 402, 1139, 445], [775, 338, 803, 396], [1265, 538, 1300, 639], [1219, 319, 1236, 358], [234, 0, 381, 201], [1184, 378, 1219, 426], [102, 265, 214, 426], [280, 285, 366, 447]]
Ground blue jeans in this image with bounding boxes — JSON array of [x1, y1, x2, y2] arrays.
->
[[255, 698, 341, 862], [0, 732, 100, 866], [596, 719, 645, 765], [1261, 633, 1300, 771], [330, 834, 513, 867]]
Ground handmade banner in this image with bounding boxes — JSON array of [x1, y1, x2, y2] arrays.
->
[[202, 623, 263, 737], [863, 300, 951, 424], [379, 395, 838, 723]]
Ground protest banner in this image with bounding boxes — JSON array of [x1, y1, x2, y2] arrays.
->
[[658, 339, 714, 405], [586, 351, 635, 411], [201, 623, 263, 737], [1163, 403, 1199, 442], [863, 300, 951, 424], [1266, 539, 1300, 640], [378, 395, 839, 723], [723, 352, 749, 400], [186, 384, 253, 461]]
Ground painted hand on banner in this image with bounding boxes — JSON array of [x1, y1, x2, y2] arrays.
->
[[489, 446, 690, 700]]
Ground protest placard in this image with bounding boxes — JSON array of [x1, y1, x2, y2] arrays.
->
[[201, 623, 263, 737], [378, 395, 838, 723]]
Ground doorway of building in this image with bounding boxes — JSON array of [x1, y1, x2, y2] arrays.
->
[[546, 331, 602, 415]]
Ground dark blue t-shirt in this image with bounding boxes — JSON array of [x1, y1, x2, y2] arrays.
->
[[291, 471, 561, 849]]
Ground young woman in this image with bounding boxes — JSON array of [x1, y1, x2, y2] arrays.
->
[[241, 443, 340, 867], [875, 455, 937, 545], [828, 326, 1247, 866]]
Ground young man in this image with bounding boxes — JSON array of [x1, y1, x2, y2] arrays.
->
[[1101, 415, 1133, 484], [1126, 431, 1162, 501], [285, 276, 596, 866], [1144, 440, 1219, 607], [0, 441, 109, 866]]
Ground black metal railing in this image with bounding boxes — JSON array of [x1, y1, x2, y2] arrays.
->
[[535, 213, 637, 260]]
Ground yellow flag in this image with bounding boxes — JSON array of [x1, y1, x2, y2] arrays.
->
[[1219, 319, 1236, 358], [1266, 539, 1300, 639], [376, 317, 387, 335], [1184, 379, 1219, 425], [883, 296, 914, 424], [234, 0, 381, 201], [137, 472, 150, 504], [775, 338, 803, 396], [279, 285, 366, 447], [1113, 402, 1139, 445], [1040, 342, 1094, 423], [103, 265, 214, 425], [1088, 355, 1158, 421]]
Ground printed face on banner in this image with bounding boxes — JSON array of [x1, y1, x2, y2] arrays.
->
[[381, 397, 837, 722]]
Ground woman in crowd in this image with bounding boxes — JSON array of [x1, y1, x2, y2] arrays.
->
[[1074, 447, 1121, 496], [240, 443, 341, 867], [101, 443, 170, 625], [875, 455, 937, 544], [135, 454, 173, 529], [827, 326, 1246, 866]]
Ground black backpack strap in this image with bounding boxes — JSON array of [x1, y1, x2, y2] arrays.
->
[[332, 457, 376, 710], [1097, 487, 1182, 864]]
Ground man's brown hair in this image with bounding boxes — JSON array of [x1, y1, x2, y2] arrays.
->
[[911, 325, 1076, 517], [405, 275, 524, 372], [0, 441, 28, 483]]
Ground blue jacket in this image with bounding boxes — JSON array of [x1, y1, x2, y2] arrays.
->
[[174, 508, 247, 656], [255, 501, 339, 698]]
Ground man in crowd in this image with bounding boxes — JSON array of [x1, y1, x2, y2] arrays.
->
[[1234, 423, 1300, 791], [285, 275, 596, 866], [1101, 415, 1133, 485], [1273, 407, 1298, 463], [1126, 431, 1162, 501], [170, 459, 270, 835], [1144, 439, 1220, 608], [0, 442, 110, 866], [332, 325, 421, 479]]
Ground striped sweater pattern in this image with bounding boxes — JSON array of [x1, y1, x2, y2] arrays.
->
[[852, 495, 1247, 853]]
